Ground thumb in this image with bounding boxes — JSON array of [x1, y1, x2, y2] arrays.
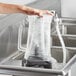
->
[[38, 12, 43, 17]]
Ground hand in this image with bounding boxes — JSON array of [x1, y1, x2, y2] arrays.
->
[[26, 9, 54, 17], [21, 6, 54, 17]]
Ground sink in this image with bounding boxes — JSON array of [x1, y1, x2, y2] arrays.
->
[[0, 17, 76, 76]]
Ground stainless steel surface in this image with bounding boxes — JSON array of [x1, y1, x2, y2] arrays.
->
[[0, 14, 26, 63], [0, 64, 63, 76]]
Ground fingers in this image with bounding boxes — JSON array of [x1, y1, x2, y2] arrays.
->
[[37, 12, 43, 17], [44, 10, 53, 15], [25, 8, 55, 17], [37, 10, 54, 17]]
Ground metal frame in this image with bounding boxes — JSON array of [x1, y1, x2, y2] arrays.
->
[[0, 54, 76, 76]]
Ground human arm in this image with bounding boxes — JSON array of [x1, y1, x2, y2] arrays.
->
[[0, 3, 53, 16]]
